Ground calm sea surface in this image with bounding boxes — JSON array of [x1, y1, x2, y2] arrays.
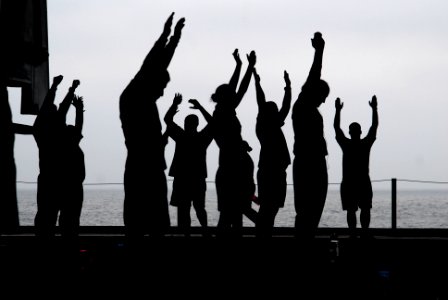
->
[[16, 183, 448, 229]]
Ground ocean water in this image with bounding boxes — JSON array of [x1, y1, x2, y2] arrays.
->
[[16, 182, 448, 229]]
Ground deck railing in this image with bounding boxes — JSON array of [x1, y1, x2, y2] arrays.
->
[[17, 177, 448, 229]]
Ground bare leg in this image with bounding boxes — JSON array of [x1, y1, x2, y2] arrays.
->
[[347, 209, 357, 238], [360, 208, 372, 238]]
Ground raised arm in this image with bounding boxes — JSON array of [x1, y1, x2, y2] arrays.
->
[[164, 93, 182, 126], [157, 12, 175, 52], [229, 49, 242, 91], [306, 32, 325, 84], [334, 97, 345, 139], [13, 123, 33, 134], [253, 68, 266, 109], [58, 79, 80, 123], [135, 12, 183, 80], [279, 70, 292, 122], [139, 13, 174, 71], [72, 95, 84, 132], [189, 99, 212, 123], [40, 75, 63, 112], [234, 50, 256, 107], [163, 17, 185, 69], [368, 95, 378, 136]]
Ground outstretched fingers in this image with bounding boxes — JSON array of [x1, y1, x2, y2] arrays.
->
[[189, 99, 200, 109], [173, 93, 183, 105], [335, 97, 343, 110]]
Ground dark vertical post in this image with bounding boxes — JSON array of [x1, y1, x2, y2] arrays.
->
[[391, 178, 397, 229]]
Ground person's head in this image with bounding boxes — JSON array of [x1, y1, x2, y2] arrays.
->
[[301, 79, 330, 107], [184, 114, 199, 132], [151, 69, 170, 100], [211, 84, 235, 105], [349, 122, 362, 140], [47, 104, 58, 114], [315, 79, 330, 106], [264, 101, 280, 121]]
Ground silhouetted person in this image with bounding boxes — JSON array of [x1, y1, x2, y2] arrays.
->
[[334, 96, 378, 239], [0, 25, 44, 233], [164, 93, 213, 237], [0, 83, 27, 233], [253, 68, 291, 238], [292, 32, 330, 240], [210, 49, 256, 237], [59, 95, 85, 242], [119, 13, 185, 240], [33, 75, 80, 239]]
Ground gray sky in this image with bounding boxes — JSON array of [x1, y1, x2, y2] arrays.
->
[[9, 0, 448, 190]]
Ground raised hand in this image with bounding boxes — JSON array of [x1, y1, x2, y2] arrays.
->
[[311, 32, 325, 51], [163, 12, 175, 35], [335, 97, 343, 110], [246, 50, 256, 67], [72, 79, 80, 89], [188, 99, 201, 109], [233, 49, 242, 65], [369, 95, 377, 109], [72, 95, 84, 110], [53, 75, 63, 86], [173, 93, 182, 105], [284, 70, 291, 86], [253, 68, 261, 83], [174, 17, 185, 37]]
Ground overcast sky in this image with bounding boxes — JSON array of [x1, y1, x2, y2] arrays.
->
[[9, 0, 448, 190]]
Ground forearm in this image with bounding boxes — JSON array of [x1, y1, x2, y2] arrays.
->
[[279, 86, 291, 121], [255, 80, 266, 107], [13, 123, 33, 134], [308, 48, 323, 83], [198, 106, 212, 123], [235, 64, 254, 106], [163, 34, 182, 69], [334, 115, 346, 143], [59, 87, 75, 117], [372, 107, 378, 129], [229, 63, 242, 91], [164, 104, 177, 124], [334, 110, 342, 131], [75, 108, 84, 131], [40, 85, 58, 110]]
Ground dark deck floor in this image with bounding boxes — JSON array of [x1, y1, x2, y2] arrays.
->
[[1, 227, 448, 299]]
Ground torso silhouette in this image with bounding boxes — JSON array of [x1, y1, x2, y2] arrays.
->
[[292, 100, 327, 160], [337, 131, 376, 182], [168, 125, 212, 179], [256, 103, 291, 172], [212, 102, 243, 167]]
